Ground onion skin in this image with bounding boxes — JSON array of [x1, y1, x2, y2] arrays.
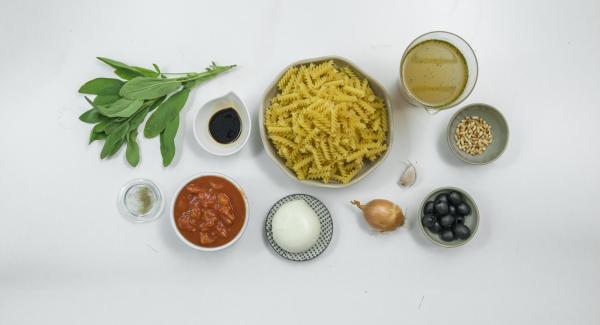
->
[[351, 199, 405, 232]]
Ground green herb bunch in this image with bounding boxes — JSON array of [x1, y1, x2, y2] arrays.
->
[[78, 57, 235, 167]]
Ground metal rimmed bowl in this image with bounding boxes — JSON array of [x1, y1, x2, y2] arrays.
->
[[170, 172, 249, 252], [264, 194, 333, 262], [259, 55, 393, 188], [419, 187, 479, 248], [447, 103, 509, 165]]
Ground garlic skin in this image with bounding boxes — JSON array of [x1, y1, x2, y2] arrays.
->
[[399, 162, 417, 187]]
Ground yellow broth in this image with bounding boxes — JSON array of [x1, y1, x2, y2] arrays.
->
[[402, 40, 468, 107]]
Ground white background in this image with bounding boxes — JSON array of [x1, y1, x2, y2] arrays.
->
[[1, 0, 599, 324]]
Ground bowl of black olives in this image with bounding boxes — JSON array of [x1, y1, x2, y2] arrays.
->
[[420, 187, 479, 247]]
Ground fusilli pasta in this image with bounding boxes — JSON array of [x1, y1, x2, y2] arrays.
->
[[265, 60, 389, 184]]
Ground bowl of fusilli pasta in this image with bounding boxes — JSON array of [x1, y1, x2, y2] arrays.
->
[[259, 56, 393, 188]]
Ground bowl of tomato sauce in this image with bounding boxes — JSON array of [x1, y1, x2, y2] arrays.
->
[[170, 172, 248, 251]]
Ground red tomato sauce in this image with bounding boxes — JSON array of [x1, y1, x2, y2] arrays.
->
[[174, 176, 246, 247]]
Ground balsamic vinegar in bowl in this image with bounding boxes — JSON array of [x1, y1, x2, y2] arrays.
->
[[193, 92, 251, 156], [209, 108, 241, 144]]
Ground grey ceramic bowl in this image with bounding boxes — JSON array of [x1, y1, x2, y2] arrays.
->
[[419, 187, 479, 248], [259, 56, 393, 188], [447, 103, 509, 164]]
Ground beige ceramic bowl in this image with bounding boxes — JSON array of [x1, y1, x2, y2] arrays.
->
[[259, 56, 394, 188]]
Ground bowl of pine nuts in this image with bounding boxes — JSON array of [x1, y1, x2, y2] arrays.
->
[[447, 103, 509, 164]]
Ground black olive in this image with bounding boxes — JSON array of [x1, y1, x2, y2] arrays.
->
[[448, 191, 463, 205], [457, 202, 471, 216], [423, 201, 435, 215], [449, 204, 457, 216], [440, 214, 455, 228], [421, 215, 436, 228], [440, 229, 455, 242], [453, 224, 471, 240], [428, 222, 443, 234], [435, 193, 449, 204], [455, 215, 465, 224], [434, 201, 449, 216]]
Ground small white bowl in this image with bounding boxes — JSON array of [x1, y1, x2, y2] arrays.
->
[[170, 172, 249, 252], [193, 92, 251, 156]]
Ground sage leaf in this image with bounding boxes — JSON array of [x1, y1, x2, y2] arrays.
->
[[144, 88, 190, 138], [89, 122, 109, 143], [79, 78, 124, 95], [89, 131, 107, 143], [183, 74, 222, 89], [129, 97, 165, 131], [101, 122, 129, 159], [126, 130, 140, 167], [97, 57, 134, 70], [109, 138, 126, 158], [92, 120, 111, 133], [145, 96, 166, 113], [97, 98, 144, 118], [97, 57, 158, 78], [104, 121, 122, 135], [152, 64, 161, 75], [79, 108, 108, 124], [160, 116, 179, 167], [132, 66, 158, 77], [93, 94, 120, 105], [128, 107, 150, 131], [119, 77, 182, 100], [114, 68, 141, 80]]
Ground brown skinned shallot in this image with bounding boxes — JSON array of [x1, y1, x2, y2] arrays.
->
[[351, 199, 405, 232]]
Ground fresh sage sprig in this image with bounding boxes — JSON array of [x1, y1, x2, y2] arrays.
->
[[78, 57, 235, 167]]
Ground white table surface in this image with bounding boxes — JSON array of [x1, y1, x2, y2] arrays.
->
[[1, 0, 599, 324]]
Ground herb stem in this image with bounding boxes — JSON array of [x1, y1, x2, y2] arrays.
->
[[173, 65, 237, 83], [152, 65, 237, 79], [158, 72, 190, 75]]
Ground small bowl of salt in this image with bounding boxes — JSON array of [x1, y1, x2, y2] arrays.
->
[[118, 179, 164, 223]]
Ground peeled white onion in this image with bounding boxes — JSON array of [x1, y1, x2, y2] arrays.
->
[[272, 200, 321, 253]]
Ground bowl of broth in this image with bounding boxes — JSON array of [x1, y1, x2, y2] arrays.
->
[[171, 172, 248, 251], [399, 31, 478, 113]]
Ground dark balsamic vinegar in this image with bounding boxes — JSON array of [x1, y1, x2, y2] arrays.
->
[[208, 108, 241, 144]]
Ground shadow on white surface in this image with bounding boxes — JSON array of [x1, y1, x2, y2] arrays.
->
[[248, 108, 264, 157]]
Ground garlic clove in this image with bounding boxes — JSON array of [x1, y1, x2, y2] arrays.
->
[[399, 162, 417, 187]]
